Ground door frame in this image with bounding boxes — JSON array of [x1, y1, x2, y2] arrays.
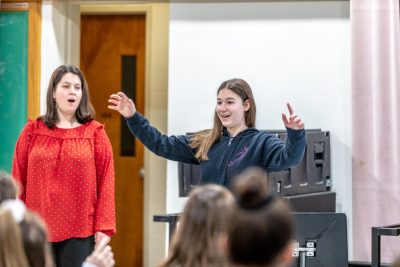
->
[[66, 3, 169, 267]]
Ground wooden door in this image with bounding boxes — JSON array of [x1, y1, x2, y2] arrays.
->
[[80, 14, 145, 267]]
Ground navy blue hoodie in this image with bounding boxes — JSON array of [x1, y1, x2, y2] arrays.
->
[[126, 112, 306, 186]]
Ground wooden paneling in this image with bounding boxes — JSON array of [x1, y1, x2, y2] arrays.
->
[[27, 2, 41, 119]]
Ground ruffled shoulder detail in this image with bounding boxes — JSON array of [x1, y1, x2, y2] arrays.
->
[[32, 119, 104, 140], [16, 119, 38, 140], [90, 120, 105, 131], [24, 119, 38, 132]]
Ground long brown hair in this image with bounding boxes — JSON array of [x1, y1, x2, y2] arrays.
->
[[20, 212, 53, 267], [0, 203, 54, 267], [228, 167, 294, 266], [40, 65, 95, 128], [189, 78, 256, 161], [159, 184, 234, 267], [0, 210, 30, 267]]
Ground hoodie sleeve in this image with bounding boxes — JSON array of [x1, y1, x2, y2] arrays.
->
[[262, 128, 306, 172], [125, 112, 199, 164]]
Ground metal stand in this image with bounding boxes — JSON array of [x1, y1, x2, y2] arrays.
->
[[371, 224, 400, 267], [300, 251, 306, 267], [153, 213, 180, 243], [293, 240, 316, 267]]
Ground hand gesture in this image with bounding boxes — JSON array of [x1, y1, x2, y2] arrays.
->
[[85, 236, 115, 267], [108, 92, 136, 118], [94, 231, 111, 250], [281, 103, 304, 130]]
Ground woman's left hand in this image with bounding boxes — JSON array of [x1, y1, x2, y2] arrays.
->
[[85, 236, 115, 267], [95, 231, 111, 249], [281, 103, 304, 130]]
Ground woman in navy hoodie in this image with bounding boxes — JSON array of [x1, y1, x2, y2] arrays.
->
[[108, 78, 306, 187]]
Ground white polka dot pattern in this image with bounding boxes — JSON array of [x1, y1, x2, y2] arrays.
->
[[11, 119, 116, 242]]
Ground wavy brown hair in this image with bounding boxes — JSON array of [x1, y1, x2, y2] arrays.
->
[[189, 78, 256, 161], [40, 65, 95, 128], [159, 184, 234, 267]]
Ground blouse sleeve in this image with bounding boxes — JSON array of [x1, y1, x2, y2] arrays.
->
[[93, 124, 116, 236], [11, 121, 34, 202]]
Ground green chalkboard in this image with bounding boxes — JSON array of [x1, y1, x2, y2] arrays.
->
[[0, 11, 28, 172]]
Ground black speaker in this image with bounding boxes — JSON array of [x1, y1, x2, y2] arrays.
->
[[268, 130, 331, 196], [291, 212, 348, 267], [178, 161, 201, 197]]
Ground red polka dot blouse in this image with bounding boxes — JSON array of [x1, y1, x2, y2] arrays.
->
[[12, 119, 116, 242]]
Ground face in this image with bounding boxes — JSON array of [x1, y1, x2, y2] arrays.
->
[[216, 88, 250, 133], [53, 72, 82, 117]]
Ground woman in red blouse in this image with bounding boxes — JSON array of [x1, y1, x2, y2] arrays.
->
[[12, 65, 116, 267]]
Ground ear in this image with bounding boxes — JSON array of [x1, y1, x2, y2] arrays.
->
[[243, 99, 250, 112]]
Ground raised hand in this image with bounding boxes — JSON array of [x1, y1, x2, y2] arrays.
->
[[108, 92, 136, 118], [281, 103, 304, 130]]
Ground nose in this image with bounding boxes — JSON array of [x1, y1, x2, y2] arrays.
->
[[219, 102, 228, 111], [68, 87, 77, 94]]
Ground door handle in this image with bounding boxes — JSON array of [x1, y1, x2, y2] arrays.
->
[[138, 167, 145, 179]]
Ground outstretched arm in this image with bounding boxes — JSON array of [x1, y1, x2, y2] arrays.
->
[[107, 91, 199, 164], [281, 102, 304, 130], [108, 92, 136, 118]]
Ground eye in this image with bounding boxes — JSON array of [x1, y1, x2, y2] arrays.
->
[[227, 100, 234, 104], [75, 86, 81, 90], [217, 100, 222, 105], [63, 85, 69, 89]]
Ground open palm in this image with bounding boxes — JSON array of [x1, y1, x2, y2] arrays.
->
[[108, 92, 136, 118]]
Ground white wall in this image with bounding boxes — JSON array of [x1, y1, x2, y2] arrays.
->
[[40, 0, 79, 114], [41, 1, 65, 113], [167, 0, 351, 256]]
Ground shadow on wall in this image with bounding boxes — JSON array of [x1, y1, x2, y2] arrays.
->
[[170, 1, 350, 20]]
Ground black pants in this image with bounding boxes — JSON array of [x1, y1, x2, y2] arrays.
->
[[51, 236, 95, 267]]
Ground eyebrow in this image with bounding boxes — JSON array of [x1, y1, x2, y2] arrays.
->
[[217, 97, 236, 101], [61, 82, 81, 86]]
